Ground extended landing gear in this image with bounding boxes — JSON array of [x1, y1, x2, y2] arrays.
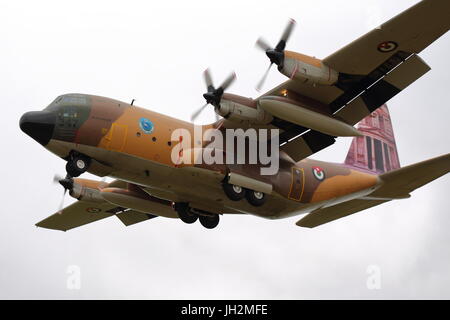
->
[[199, 215, 220, 229], [174, 202, 198, 224], [65, 152, 91, 177], [245, 190, 266, 207], [222, 183, 245, 201], [174, 202, 220, 229], [222, 182, 267, 207]]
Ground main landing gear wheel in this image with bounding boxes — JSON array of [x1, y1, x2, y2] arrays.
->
[[245, 190, 266, 207], [199, 215, 220, 229], [66, 154, 91, 177], [174, 202, 198, 224], [222, 182, 245, 201]]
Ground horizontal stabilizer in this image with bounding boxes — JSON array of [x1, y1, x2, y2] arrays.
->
[[371, 153, 450, 198], [297, 199, 388, 228], [297, 153, 450, 228]]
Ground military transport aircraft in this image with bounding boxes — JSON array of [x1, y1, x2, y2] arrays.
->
[[20, 0, 449, 231]]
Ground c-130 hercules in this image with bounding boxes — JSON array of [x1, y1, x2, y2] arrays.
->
[[20, 0, 449, 231]]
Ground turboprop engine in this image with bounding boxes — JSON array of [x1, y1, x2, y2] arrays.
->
[[190, 69, 273, 125], [56, 177, 175, 218], [58, 177, 105, 203], [278, 51, 338, 85], [216, 94, 273, 125], [255, 18, 339, 90], [193, 90, 361, 137], [99, 185, 175, 218]]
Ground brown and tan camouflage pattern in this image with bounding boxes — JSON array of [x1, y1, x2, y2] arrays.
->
[[39, 93, 379, 220], [26, 0, 449, 229]]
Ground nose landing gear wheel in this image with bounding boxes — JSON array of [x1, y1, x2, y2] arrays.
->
[[174, 202, 198, 224], [199, 215, 220, 229], [222, 182, 245, 201], [245, 190, 266, 207], [66, 154, 91, 177]]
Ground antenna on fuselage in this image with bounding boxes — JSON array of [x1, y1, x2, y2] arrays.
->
[[131, 99, 135, 106]]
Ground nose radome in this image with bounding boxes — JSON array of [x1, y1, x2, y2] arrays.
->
[[20, 111, 56, 146]]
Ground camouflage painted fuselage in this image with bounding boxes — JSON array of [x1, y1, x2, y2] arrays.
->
[[33, 93, 379, 219]]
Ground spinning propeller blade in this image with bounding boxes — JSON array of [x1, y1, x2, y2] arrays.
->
[[53, 174, 74, 214], [255, 19, 296, 90], [190, 69, 236, 122]]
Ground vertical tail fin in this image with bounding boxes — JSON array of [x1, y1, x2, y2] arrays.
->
[[344, 104, 400, 174]]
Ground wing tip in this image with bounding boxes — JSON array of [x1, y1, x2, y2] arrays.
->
[[35, 222, 67, 232], [295, 220, 316, 228]]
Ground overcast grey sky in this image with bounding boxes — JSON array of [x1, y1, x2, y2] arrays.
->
[[0, 0, 449, 299]]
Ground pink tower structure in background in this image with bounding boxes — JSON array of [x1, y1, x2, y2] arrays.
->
[[344, 104, 400, 174]]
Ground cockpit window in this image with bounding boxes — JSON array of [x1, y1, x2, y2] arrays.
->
[[62, 96, 87, 105], [53, 96, 63, 104], [58, 106, 80, 128]]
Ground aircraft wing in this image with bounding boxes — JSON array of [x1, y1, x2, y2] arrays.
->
[[36, 200, 157, 231], [322, 0, 449, 75], [259, 0, 449, 161], [296, 199, 389, 228], [297, 153, 450, 228]]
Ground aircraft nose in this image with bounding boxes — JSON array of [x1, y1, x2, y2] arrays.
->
[[19, 111, 56, 145]]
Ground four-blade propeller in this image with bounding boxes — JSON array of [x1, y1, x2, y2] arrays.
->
[[48, 18, 297, 213], [53, 174, 74, 213], [190, 18, 296, 120], [190, 68, 236, 122], [255, 18, 296, 91]]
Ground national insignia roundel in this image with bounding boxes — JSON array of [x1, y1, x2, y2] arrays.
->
[[139, 117, 154, 134], [312, 166, 325, 181], [377, 41, 398, 53]]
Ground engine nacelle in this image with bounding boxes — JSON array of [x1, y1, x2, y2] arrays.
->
[[216, 97, 273, 125], [66, 178, 178, 218], [100, 187, 177, 218], [69, 178, 105, 203], [280, 51, 338, 85]]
